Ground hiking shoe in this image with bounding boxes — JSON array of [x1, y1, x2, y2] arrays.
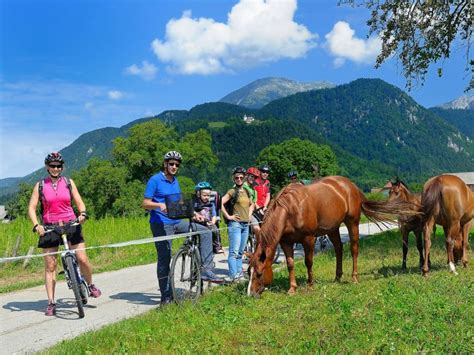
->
[[88, 284, 102, 298], [45, 303, 56, 316], [202, 272, 224, 284]]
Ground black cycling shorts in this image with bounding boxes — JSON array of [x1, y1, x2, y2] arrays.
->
[[38, 224, 85, 249]]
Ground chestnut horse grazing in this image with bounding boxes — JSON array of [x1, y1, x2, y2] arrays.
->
[[388, 178, 425, 269], [248, 176, 418, 297], [421, 174, 474, 276]]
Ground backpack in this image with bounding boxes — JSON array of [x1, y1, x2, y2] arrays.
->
[[222, 187, 251, 224], [38, 176, 73, 219]]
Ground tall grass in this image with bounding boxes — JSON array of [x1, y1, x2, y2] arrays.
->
[[0, 217, 229, 293], [45, 229, 473, 353]]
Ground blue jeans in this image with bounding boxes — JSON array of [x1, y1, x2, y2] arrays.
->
[[227, 221, 249, 278], [150, 220, 214, 300]]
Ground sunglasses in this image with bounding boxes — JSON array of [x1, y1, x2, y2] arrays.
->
[[234, 176, 244, 180], [168, 162, 180, 167], [48, 164, 63, 169]]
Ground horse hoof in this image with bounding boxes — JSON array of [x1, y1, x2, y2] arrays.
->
[[449, 262, 458, 275], [287, 289, 296, 295], [352, 276, 359, 283], [422, 270, 429, 277], [334, 277, 341, 283]]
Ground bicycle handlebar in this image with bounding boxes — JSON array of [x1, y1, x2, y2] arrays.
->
[[43, 218, 81, 235]]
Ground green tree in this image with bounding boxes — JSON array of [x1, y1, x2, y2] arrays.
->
[[178, 129, 218, 181], [346, 0, 472, 89], [72, 159, 128, 218], [113, 120, 179, 182], [6, 182, 33, 218], [256, 138, 339, 190], [112, 180, 145, 217]]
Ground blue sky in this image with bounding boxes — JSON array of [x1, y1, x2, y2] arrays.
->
[[0, 0, 471, 179]]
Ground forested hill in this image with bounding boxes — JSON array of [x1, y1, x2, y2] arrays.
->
[[258, 78, 474, 176], [429, 107, 473, 139], [2, 78, 473, 201]]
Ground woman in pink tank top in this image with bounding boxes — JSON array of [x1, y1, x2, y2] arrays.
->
[[28, 152, 102, 316]]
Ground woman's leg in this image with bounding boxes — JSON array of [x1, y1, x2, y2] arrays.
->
[[43, 248, 58, 304], [236, 222, 250, 274], [71, 242, 92, 284], [227, 221, 240, 278]]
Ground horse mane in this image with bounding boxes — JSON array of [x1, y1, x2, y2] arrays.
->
[[260, 185, 301, 248]]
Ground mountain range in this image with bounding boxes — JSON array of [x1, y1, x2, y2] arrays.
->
[[1, 78, 473, 201]]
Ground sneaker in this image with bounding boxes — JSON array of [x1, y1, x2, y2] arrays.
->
[[88, 284, 102, 298], [45, 303, 56, 316], [215, 247, 225, 254], [202, 272, 225, 283]]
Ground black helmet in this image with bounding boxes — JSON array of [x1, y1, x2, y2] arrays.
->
[[232, 166, 246, 175], [163, 150, 182, 162], [288, 170, 298, 178], [44, 152, 65, 165], [259, 164, 270, 173]]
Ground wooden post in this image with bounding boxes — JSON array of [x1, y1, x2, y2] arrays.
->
[[23, 247, 35, 268], [12, 235, 22, 257]]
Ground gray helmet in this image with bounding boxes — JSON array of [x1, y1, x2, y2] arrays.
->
[[163, 150, 182, 162]]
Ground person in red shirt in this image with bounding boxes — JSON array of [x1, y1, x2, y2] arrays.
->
[[255, 164, 271, 213]]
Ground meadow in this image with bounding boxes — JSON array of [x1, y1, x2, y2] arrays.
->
[[43, 228, 473, 354], [0, 217, 215, 293]]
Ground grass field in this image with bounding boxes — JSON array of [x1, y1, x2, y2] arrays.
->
[[0, 217, 229, 293], [44, 228, 473, 353]]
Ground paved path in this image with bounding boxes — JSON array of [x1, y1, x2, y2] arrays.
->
[[0, 222, 396, 354]]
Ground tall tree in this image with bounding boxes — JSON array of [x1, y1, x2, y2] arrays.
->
[[347, 1, 472, 89], [256, 138, 339, 190]]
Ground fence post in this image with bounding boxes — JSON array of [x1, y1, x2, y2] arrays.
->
[[12, 235, 22, 257], [23, 247, 35, 268]]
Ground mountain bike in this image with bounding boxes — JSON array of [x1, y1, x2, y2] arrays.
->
[[44, 219, 88, 318], [166, 193, 203, 304]]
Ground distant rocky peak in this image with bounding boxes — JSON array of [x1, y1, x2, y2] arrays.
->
[[438, 94, 474, 110], [219, 77, 335, 109]]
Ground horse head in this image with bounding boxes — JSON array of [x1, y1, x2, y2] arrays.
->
[[388, 177, 409, 201], [247, 241, 274, 297]]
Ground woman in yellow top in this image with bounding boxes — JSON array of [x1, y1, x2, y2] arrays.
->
[[221, 167, 254, 281]]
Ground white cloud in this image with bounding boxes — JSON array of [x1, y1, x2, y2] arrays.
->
[[324, 21, 381, 67], [108, 90, 124, 100], [125, 61, 158, 80], [151, 0, 317, 75]]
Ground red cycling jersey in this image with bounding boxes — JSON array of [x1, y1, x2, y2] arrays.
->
[[254, 177, 270, 208]]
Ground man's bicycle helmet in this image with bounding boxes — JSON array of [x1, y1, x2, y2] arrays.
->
[[232, 166, 246, 175], [246, 166, 260, 177], [44, 152, 65, 165], [259, 164, 270, 173], [195, 181, 212, 191], [163, 150, 182, 162], [288, 170, 298, 178]]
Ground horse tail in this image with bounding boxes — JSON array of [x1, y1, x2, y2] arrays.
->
[[361, 199, 421, 228], [421, 177, 444, 224]]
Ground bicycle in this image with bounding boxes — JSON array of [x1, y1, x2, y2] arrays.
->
[[166, 194, 203, 304], [43, 219, 88, 318]]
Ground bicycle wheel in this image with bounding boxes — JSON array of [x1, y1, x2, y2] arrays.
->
[[79, 281, 88, 305], [65, 255, 85, 318], [273, 245, 282, 264], [170, 247, 202, 304]]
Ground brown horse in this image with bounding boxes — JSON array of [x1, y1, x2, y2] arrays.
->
[[248, 176, 418, 296], [387, 178, 425, 269], [421, 174, 474, 276]]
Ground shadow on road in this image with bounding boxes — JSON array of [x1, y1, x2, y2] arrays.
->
[[109, 292, 161, 305], [3, 299, 48, 313]]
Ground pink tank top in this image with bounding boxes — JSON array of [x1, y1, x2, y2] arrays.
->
[[41, 177, 76, 224]]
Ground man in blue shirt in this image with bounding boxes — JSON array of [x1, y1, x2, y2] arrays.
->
[[142, 151, 223, 306]]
